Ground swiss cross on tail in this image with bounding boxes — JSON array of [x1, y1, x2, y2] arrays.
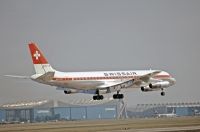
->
[[28, 42, 48, 64], [34, 51, 40, 60]]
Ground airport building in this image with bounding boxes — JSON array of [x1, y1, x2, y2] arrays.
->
[[1, 99, 200, 123], [128, 102, 200, 118], [0, 99, 127, 123]]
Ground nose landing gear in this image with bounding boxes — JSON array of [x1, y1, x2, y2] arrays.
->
[[161, 91, 165, 96], [161, 89, 165, 96]]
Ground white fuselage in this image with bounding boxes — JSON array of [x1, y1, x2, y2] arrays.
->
[[32, 70, 175, 92]]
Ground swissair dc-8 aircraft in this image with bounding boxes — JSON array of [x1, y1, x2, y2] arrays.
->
[[6, 43, 176, 100]]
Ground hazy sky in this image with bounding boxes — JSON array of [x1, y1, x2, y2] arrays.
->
[[0, 0, 200, 106]]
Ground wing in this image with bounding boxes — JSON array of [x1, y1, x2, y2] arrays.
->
[[97, 79, 134, 93], [138, 70, 161, 83], [98, 79, 133, 88], [131, 70, 162, 87]]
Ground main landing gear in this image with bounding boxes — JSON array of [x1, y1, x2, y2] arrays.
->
[[113, 91, 124, 99], [93, 90, 124, 100], [93, 95, 104, 100], [93, 89, 104, 100]]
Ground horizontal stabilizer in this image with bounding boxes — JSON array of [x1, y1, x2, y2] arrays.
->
[[34, 72, 55, 81], [4, 75, 30, 79]]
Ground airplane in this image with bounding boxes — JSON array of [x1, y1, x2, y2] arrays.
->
[[5, 42, 176, 100], [155, 108, 177, 118]]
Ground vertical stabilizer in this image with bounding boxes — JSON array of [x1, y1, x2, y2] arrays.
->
[[28, 42, 54, 74]]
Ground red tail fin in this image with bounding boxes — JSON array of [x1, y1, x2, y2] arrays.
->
[[28, 42, 48, 64]]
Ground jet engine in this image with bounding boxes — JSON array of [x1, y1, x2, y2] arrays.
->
[[141, 86, 153, 92], [149, 81, 170, 89], [64, 89, 79, 94]]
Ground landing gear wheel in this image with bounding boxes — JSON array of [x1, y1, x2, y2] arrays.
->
[[93, 96, 97, 100], [161, 91, 165, 96], [93, 95, 104, 100], [100, 95, 104, 100], [113, 93, 124, 99], [113, 94, 117, 99], [93, 89, 104, 100], [113, 90, 124, 99], [120, 94, 124, 99]]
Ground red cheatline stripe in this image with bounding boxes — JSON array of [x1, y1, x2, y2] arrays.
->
[[52, 75, 171, 81]]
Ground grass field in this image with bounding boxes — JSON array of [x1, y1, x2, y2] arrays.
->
[[0, 117, 200, 132]]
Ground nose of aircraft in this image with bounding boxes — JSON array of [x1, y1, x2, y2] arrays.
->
[[170, 78, 176, 85], [162, 71, 176, 85]]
